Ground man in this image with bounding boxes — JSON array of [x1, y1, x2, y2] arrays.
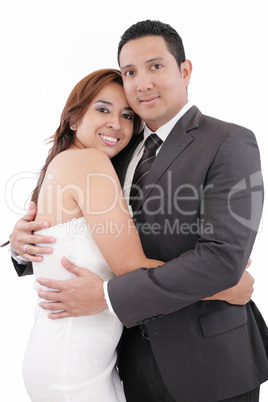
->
[[11, 20, 268, 401]]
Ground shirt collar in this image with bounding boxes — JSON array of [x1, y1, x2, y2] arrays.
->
[[143, 101, 193, 143]]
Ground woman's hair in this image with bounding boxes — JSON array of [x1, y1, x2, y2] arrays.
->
[[31, 68, 142, 204], [117, 20, 186, 70]]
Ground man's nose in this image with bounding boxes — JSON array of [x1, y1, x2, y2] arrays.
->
[[136, 71, 153, 92]]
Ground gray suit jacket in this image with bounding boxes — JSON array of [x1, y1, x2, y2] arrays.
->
[[110, 106, 268, 401]]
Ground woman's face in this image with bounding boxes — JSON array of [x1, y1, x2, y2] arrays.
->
[[74, 82, 135, 158]]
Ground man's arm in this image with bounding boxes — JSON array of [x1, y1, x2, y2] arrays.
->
[[36, 257, 255, 320], [10, 201, 56, 275], [107, 127, 263, 327]]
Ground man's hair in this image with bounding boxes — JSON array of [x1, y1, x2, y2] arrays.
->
[[117, 20, 186, 69]]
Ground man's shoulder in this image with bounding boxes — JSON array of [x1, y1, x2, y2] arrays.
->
[[200, 110, 251, 134], [185, 106, 256, 146], [180, 105, 248, 135]]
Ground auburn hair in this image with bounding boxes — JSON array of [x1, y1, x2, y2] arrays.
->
[[31, 68, 142, 204]]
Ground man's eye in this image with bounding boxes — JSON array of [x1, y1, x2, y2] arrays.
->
[[125, 70, 135, 76], [152, 64, 162, 70]]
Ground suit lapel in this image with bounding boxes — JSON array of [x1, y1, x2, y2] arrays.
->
[[133, 106, 202, 212]]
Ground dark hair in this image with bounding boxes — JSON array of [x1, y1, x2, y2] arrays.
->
[[31, 68, 142, 204], [117, 20, 186, 69]]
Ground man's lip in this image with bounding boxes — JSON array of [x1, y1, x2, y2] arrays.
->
[[139, 96, 159, 105]]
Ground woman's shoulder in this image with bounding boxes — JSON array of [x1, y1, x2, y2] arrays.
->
[[50, 148, 109, 168], [47, 148, 113, 180], [53, 147, 108, 162]]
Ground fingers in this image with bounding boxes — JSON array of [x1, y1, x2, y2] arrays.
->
[[48, 311, 71, 320], [16, 221, 52, 239], [245, 258, 252, 269], [38, 290, 74, 319], [22, 253, 44, 263], [16, 237, 55, 260], [10, 201, 55, 257], [24, 220, 49, 233], [23, 233, 56, 249], [61, 257, 85, 276], [11, 218, 56, 257], [245, 270, 255, 286], [38, 289, 61, 300], [38, 302, 71, 319], [39, 301, 63, 310], [21, 201, 37, 222], [37, 278, 66, 292], [21, 243, 55, 262]]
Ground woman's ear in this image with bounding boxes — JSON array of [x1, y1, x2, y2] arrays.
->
[[70, 123, 77, 131]]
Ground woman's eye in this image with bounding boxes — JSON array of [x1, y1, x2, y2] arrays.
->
[[97, 107, 109, 113]]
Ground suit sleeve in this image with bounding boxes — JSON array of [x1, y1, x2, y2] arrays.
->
[[108, 127, 264, 327], [11, 257, 33, 277]]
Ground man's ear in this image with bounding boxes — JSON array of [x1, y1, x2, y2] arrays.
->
[[181, 59, 193, 87]]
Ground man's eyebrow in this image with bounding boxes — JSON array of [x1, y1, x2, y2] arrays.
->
[[146, 57, 165, 64], [120, 63, 135, 71], [120, 57, 166, 71]]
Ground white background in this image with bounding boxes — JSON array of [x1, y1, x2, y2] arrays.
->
[[0, 0, 267, 400]]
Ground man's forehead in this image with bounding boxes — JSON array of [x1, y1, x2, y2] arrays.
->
[[119, 36, 169, 69]]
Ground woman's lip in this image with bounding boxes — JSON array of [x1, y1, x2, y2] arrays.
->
[[99, 133, 120, 146]]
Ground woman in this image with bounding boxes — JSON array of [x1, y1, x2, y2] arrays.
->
[[22, 69, 164, 401]]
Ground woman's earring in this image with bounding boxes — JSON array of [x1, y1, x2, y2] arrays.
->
[[71, 124, 77, 130]]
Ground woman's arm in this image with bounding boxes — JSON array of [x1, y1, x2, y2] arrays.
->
[[54, 148, 163, 275]]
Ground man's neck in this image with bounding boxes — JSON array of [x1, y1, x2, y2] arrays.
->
[[144, 102, 193, 140]]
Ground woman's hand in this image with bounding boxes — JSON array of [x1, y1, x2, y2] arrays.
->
[[204, 259, 254, 305]]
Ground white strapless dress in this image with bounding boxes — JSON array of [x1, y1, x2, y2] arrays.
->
[[23, 217, 125, 402]]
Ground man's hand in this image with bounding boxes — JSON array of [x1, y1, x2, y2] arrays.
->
[[10, 201, 56, 262], [204, 259, 254, 305], [37, 257, 108, 319]]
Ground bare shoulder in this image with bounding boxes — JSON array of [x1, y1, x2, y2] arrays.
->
[[46, 148, 115, 181], [48, 148, 111, 169]]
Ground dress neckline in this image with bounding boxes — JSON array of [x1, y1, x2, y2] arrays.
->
[[34, 216, 86, 233]]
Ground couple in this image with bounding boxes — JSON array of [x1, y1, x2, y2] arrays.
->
[[10, 20, 268, 402]]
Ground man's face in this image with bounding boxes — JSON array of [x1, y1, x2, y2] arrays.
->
[[119, 35, 192, 132]]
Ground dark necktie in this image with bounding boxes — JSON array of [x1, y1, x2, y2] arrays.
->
[[129, 133, 163, 209]]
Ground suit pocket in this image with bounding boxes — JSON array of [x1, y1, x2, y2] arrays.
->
[[199, 305, 248, 337]]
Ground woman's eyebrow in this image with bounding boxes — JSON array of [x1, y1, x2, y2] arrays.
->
[[94, 99, 133, 112], [93, 99, 112, 106]]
